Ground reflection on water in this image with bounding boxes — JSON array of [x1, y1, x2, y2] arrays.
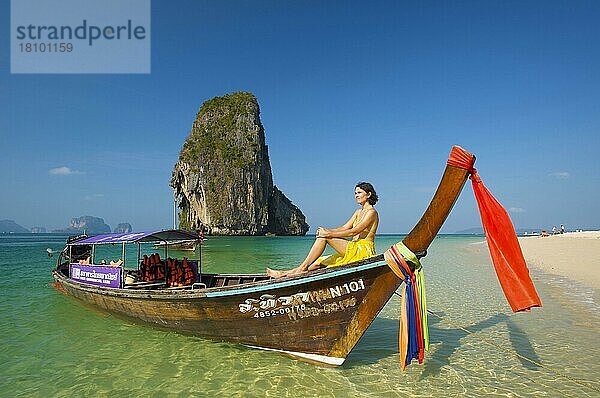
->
[[0, 234, 598, 397]]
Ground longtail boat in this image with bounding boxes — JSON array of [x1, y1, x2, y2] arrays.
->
[[52, 146, 540, 366], [153, 239, 198, 252]]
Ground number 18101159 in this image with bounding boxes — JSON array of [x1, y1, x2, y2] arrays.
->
[[19, 42, 73, 52]]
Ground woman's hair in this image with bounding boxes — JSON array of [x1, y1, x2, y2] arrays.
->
[[355, 182, 379, 205]]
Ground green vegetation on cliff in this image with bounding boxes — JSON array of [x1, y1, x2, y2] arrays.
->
[[180, 92, 258, 170], [178, 207, 190, 231]]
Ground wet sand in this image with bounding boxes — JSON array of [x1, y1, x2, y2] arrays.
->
[[518, 231, 600, 289]]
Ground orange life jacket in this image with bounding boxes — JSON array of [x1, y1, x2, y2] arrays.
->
[[181, 257, 195, 285]]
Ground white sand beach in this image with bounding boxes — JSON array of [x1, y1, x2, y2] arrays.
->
[[518, 231, 600, 289]]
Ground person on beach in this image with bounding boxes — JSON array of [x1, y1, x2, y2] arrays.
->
[[266, 182, 379, 278]]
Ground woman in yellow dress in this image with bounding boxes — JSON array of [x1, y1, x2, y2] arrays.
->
[[267, 182, 379, 278]]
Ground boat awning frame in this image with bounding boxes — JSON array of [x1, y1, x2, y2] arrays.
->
[[68, 230, 199, 246]]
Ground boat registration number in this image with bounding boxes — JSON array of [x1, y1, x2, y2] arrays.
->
[[253, 305, 306, 318], [240, 278, 366, 319]]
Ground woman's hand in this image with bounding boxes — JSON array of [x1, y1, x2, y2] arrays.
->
[[316, 227, 330, 238]]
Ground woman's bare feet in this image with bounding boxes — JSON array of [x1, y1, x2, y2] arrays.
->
[[266, 266, 311, 278], [307, 262, 324, 271], [266, 267, 288, 278], [285, 268, 308, 277]]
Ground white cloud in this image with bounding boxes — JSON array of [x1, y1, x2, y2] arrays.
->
[[549, 171, 570, 179], [509, 207, 526, 213], [49, 166, 83, 176]]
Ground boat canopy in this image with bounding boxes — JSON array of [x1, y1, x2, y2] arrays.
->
[[68, 230, 199, 246]]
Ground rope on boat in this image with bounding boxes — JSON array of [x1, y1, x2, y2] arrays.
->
[[392, 292, 600, 395]]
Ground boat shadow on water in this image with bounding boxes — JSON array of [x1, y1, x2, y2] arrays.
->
[[345, 312, 541, 376], [420, 312, 542, 379]]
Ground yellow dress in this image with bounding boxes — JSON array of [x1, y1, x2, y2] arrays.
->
[[318, 239, 376, 267]]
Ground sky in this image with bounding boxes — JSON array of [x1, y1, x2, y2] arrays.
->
[[1, 1, 599, 233]]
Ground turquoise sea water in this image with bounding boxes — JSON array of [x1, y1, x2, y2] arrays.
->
[[0, 234, 598, 397]]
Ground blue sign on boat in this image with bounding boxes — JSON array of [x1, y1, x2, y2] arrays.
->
[[69, 264, 121, 288]]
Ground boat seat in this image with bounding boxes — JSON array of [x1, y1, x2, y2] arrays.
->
[[124, 280, 165, 289], [167, 285, 192, 290], [214, 278, 225, 287], [226, 278, 241, 286]]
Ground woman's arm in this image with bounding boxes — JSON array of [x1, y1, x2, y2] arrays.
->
[[319, 210, 376, 238]]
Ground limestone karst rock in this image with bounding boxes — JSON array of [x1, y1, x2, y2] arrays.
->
[[171, 92, 308, 235], [114, 223, 133, 233], [54, 216, 111, 235]]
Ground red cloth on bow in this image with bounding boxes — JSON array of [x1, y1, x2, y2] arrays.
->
[[448, 146, 542, 312]]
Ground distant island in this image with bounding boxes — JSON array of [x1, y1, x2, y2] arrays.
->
[[53, 216, 112, 235], [113, 223, 133, 233], [0, 219, 29, 233], [1, 217, 134, 235], [52, 216, 134, 235]]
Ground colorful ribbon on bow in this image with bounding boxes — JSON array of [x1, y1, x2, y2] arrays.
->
[[384, 242, 429, 371]]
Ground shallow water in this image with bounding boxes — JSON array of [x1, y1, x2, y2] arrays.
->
[[0, 234, 598, 397]]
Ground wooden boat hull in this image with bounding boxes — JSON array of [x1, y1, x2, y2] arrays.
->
[[53, 256, 398, 365]]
